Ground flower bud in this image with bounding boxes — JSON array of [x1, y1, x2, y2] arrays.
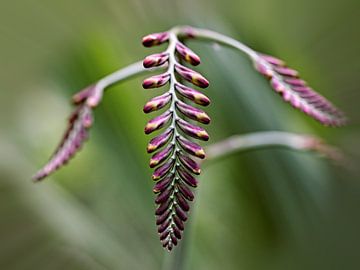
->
[[142, 73, 170, 89], [260, 54, 285, 66], [177, 153, 201, 175], [175, 205, 188, 221], [155, 199, 171, 215], [142, 32, 169, 47], [158, 219, 171, 233], [174, 64, 209, 88], [152, 158, 175, 180], [143, 93, 172, 113], [145, 111, 172, 134], [143, 52, 169, 68], [176, 136, 206, 159], [176, 182, 194, 201], [177, 166, 198, 187], [150, 144, 174, 168], [176, 119, 209, 141], [156, 209, 171, 225], [274, 66, 299, 77], [175, 83, 210, 106], [175, 192, 190, 212], [155, 188, 172, 204], [175, 42, 201, 66], [175, 101, 211, 124], [173, 215, 184, 230], [153, 174, 174, 193], [147, 129, 174, 153], [172, 225, 182, 239]]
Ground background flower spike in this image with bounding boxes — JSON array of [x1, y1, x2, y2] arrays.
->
[[253, 53, 346, 126]]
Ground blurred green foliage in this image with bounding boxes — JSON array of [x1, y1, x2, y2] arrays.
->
[[0, 0, 359, 269]]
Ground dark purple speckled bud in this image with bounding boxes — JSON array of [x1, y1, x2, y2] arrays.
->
[[177, 153, 201, 175], [158, 219, 171, 233], [176, 119, 209, 141], [150, 144, 174, 168], [147, 128, 174, 153], [171, 235, 178, 246], [173, 215, 184, 231], [175, 205, 188, 221], [157, 209, 171, 225], [159, 230, 170, 241], [175, 83, 210, 106], [175, 101, 211, 124], [142, 32, 169, 47], [142, 73, 170, 89], [177, 166, 198, 187], [174, 64, 209, 88], [145, 111, 172, 134], [172, 225, 182, 239], [175, 42, 201, 66], [152, 158, 175, 180], [175, 192, 190, 212], [176, 136, 206, 159], [176, 182, 194, 201], [155, 188, 172, 204], [153, 174, 174, 193], [143, 52, 169, 68], [155, 199, 171, 215], [143, 93, 172, 113]]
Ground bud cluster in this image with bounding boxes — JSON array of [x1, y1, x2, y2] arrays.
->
[[254, 54, 346, 126], [142, 30, 211, 251]]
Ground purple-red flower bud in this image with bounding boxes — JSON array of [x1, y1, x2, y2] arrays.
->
[[142, 73, 170, 89], [153, 174, 174, 193], [174, 64, 209, 88], [175, 101, 211, 124], [177, 153, 201, 175], [175, 192, 190, 212], [158, 219, 171, 233], [147, 128, 174, 153], [176, 136, 206, 159], [142, 32, 169, 47], [273, 66, 299, 77], [143, 93, 172, 113], [145, 111, 173, 134], [156, 209, 171, 225], [175, 205, 188, 221], [177, 166, 198, 187], [143, 52, 169, 68], [150, 144, 174, 168], [175, 83, 210, 106], [173, 215, 184, 231], [260, 54, 285, 66], [152, 158, 175, 180], [176, 182, 194, 201], [176, 119, 209, 141], [172, 225, 182, 239], [155, 188, 172, 204], [175, 42, 201, 66], [155, 199, 171, 215]]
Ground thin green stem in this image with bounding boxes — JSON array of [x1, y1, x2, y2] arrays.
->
[[204, 131, 341, 162]]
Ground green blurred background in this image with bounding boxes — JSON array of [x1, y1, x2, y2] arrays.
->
[[1, 0, 359, 269]]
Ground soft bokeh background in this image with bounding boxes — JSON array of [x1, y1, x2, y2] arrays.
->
[[1, 0, 359, 269]]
